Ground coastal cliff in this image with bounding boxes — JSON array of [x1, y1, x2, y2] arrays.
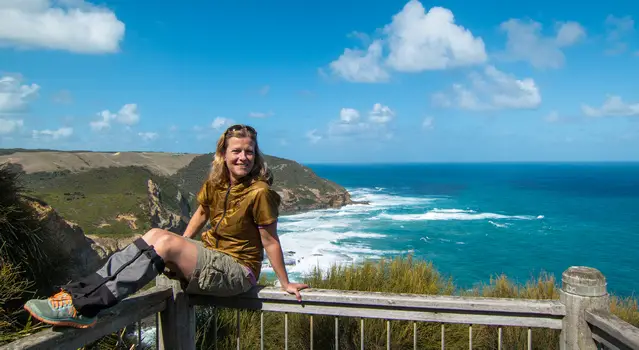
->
[[0, 149, 353, 237], [172, 153, 353, 215]]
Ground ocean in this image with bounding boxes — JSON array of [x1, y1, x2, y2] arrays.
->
[[263, 162, 639, 298]]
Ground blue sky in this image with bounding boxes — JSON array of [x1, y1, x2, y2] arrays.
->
[[0, 0, 638, 163]]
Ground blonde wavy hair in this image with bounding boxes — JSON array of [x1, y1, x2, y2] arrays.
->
[[207, 124, 272, 187]]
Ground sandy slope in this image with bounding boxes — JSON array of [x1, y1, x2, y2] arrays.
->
[[0, 151, 201, 176]]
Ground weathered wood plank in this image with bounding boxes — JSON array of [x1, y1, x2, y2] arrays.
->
[[0, 286, 172, 350], [586, 310, 639, 350], [190, 292, 564, 329], [156, 276, 196, 350], [190, 287, 566, 315]]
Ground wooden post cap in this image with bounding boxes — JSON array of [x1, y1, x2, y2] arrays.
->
[[562, 266, 607, 297]]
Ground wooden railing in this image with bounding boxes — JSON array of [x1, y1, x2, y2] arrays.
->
[[2, 266, 638, 350]]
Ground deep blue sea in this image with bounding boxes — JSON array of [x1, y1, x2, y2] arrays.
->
[[264, 162, 639, 297]]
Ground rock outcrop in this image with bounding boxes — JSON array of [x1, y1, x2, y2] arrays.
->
[[148, 179, 191, 234], [86, 234, 143, 261], [277, 186, 353, 213], [27, 198, 103, 280]]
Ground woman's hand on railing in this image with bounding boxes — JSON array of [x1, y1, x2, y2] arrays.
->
[[282, 282, 310, 302]]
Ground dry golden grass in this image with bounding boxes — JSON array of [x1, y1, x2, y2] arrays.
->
[[197, 256, 639, 350]]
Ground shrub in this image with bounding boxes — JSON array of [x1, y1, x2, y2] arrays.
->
[[0, 259, 45, 345], [0, 164, 53, 290]]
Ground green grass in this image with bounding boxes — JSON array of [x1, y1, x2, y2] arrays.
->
[[0, 261, 47, 345], [198, 256, 639, 350], [0, 164, 151, 347], [21, 166, 184, 236], [0, 164, 72, 345]]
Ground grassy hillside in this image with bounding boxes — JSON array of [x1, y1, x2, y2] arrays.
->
[[21, 166, 183, 236], [0, 148, 91, 155], [2, 149, 353, 237]]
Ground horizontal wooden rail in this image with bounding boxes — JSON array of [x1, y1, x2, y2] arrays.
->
[[190, 286, 567, 329], [4, 266, 638, 350], [0, 286, 172, 350], [586, 309, 639, 350]]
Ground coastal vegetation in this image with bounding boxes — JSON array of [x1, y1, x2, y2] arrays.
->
[[21, 166, 183, 237], [198, 257, 639, 350], [1, 150, 353, 238], [0, 163, 68, 344]]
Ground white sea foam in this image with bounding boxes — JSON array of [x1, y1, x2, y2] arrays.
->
[[350, 189, 437, 209], [488, 220, 510, 228], [267, 187, 541, 280], [267, 188, 430, 277], [376, 208, 539, 221]]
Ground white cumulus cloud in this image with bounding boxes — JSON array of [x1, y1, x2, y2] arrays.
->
[[0, 118, 23, 134], [582, 95, 639, 117], [32, 126, 73, 139], [211, 117, 234, 130], [328, 103, 396, 139], [306, 129, 322, 144], [329, 40, 390, 83], [498, 19, 585, 69], [432, 65, 541, 111], [90, 103, 140, 131], [327, 0, 486, 83], [0, 0, 125, 54], [369, 103, 395, 124], [339, 108, 360, 123], [138, 132, 158, 141], [0, 75, 40, 113], [384, 4, 487, 72], [116, 104, 139, 125]]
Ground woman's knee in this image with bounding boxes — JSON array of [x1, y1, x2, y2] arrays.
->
[[152, 234, 178, 259], [142, 228, 170, 245]]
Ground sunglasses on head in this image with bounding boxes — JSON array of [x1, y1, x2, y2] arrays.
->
[[226, 124, 257, 135]]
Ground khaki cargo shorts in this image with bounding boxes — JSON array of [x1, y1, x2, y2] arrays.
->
[[183, 237, 255, 296]]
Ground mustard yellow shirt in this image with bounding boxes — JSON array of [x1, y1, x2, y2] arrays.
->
[[196, 178, 280, 277]]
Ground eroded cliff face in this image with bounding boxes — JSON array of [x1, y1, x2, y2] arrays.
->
[[27, 198, 103, 280], [147, 179, 191, 234], [277, 186, 353, 214], [86, 234, 143, 261]]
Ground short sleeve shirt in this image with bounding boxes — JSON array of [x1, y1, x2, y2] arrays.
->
[[196, 178, 280, 277]]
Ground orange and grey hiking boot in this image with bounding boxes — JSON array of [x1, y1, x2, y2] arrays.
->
[[23, 290, 97, 328]]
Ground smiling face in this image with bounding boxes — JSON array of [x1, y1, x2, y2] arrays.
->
[[224, 136, 256, 184]]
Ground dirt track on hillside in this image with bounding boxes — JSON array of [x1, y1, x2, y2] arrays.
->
[[0, 151, 201, 175]]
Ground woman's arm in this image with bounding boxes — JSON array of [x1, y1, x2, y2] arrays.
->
[[259, 222, 309, 301], [182, 204, 210, 239]]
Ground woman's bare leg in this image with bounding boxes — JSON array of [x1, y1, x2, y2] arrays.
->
[[142, 228, 199, 281]]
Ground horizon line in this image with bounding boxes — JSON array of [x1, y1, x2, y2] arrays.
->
[[2, 147, 638, 165]]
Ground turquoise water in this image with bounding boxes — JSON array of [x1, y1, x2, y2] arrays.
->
[[266, 162, 639, 297]]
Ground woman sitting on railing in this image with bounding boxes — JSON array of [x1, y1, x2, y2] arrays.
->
[[23, 124, 309, 329]]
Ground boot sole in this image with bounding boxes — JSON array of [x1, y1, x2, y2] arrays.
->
[[23, 304, 97, 329]]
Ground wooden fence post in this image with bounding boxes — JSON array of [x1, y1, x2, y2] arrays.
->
[[560, 266, 609, 350], [156, 275, 196, 350]]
